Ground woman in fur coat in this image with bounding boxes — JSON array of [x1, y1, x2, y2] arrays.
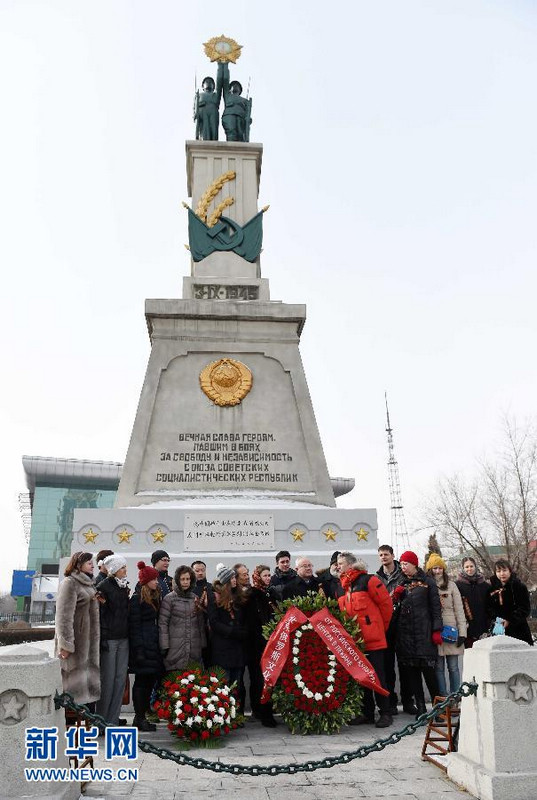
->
[[158, 565, 206, 671], [487, 559, 534, 646], [426, 554, 467, 696], [55, 551, 100, 708]]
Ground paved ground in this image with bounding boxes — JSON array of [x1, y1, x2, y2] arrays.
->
[[83, 711, 471, 800]]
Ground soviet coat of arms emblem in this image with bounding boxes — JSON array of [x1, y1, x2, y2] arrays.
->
[[199, 358, 253, 406]]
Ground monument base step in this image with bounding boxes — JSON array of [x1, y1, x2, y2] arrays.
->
[[448, 752, 537, 800]]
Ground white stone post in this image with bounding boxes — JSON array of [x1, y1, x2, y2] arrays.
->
[[448, 636, 537, 800], [0, 644, 78, 799]]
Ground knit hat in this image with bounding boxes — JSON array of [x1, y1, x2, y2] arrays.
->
[[137, 560, 159, 586], [215, 563, 235, 585], [103, 554, 127, 576], [151, 549, 170, 566], [425, 553, 447, 571], [399, 550, 419, 567]]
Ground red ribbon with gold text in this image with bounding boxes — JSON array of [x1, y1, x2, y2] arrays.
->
[[261, 606, 389, 702]]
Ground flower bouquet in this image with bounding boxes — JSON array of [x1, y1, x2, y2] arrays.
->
[[263, 593, 364, 734], [155, 664, 242, 747]]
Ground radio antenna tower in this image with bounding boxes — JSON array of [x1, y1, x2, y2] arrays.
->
[[385, 392, 410, 551]]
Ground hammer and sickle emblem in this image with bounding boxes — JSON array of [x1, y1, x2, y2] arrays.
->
[[207, 215, 245, 251]]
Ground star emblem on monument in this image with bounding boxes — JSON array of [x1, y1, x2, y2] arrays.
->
[[203, 35, 242, 63], [355, 528, 369, 542], [1, 693, 26, 722], [83, 528, 98, 544], [117, 529, 134, 544], [151, 529, 167, 543], [508, 674, 533, 702], [323, 528, 337, 542], [291, 528, 305, 542]]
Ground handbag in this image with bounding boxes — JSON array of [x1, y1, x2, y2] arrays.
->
[[122, 675, 130, 705], [441, 625, 458, 643]]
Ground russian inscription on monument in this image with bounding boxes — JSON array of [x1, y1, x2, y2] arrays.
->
[[156, 432, 299, 486], [184, 512, 275, 551]]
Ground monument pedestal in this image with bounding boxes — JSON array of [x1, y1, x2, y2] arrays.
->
[[73, 504, 379, 582]]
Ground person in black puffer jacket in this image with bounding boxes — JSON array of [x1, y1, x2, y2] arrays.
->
[[128, 561, 164, 732], [394, 551, 442, 717], [486, 559, 534, 646], [455, 557, 490, 647], [207, 565, 248, 702], [96, 554, 130, 726]]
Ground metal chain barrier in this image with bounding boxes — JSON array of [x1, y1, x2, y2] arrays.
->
[[55, 680, 478, 776]]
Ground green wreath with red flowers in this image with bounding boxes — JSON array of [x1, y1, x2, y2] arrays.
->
[[262, 593, 364, 734]]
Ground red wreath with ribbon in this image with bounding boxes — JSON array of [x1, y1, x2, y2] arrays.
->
[[260, 599, 388, 732]]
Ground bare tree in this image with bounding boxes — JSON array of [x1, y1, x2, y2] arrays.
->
[[426, 533, 443, 558], [421, 417, 537, 583]]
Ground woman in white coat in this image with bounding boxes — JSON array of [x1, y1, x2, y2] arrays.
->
[[426, 554, 467, 697]]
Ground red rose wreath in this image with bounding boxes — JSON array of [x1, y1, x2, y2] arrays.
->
[[262, 594, 369, 734]]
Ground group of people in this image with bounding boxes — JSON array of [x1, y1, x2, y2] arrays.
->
[[346, 545, 534, 728], [54, 543, 534, 733]]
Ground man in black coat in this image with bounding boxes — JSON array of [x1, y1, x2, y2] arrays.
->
[[376, 544, 416, 715], [269, 550, 297, 599], [151, 550, 172, 597], [282, 557, 321, 600]]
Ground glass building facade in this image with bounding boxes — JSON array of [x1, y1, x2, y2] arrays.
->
[[23, 456, 122, 574], [26, 484, 117, 572]]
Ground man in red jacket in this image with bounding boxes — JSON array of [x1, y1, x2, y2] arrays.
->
[[336, 551, 393, 727]]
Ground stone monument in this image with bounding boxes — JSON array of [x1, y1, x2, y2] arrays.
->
[[71, 37, 379, 579], [0, 643, 78, 800], [448, 636, 537, 800]]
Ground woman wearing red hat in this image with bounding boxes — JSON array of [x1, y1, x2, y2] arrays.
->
[[394, 551, 443, 717], [128, 561, 163, 731]]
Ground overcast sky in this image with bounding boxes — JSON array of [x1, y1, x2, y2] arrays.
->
[[1, 0, 536, 591]]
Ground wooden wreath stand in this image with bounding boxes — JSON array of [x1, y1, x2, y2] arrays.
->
[[421, 695, 460, 771]]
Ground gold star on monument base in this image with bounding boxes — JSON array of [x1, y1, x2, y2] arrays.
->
[[117, 530, 134, 544], [83, 529, 98, 544], [151, 529, 167, 543], [355, 528, 369, 542], [323, 528, 337, 542], [291, 528, 305, 542]]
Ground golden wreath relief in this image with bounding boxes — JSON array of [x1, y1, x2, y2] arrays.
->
[[199, 358, 253, 406]]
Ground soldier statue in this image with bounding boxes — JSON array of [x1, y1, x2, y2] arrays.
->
[[194, 35, 252, 142], [194, 76, 221, 141]]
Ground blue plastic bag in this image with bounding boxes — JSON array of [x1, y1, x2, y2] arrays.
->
[[492, 617, 505, 636]]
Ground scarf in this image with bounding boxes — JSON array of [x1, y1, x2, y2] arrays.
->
[[340, 568, 365, 590], [114, 576, 129, 589]]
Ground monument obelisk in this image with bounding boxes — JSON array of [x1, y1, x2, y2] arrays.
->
[[72, 37, 379, 577]]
